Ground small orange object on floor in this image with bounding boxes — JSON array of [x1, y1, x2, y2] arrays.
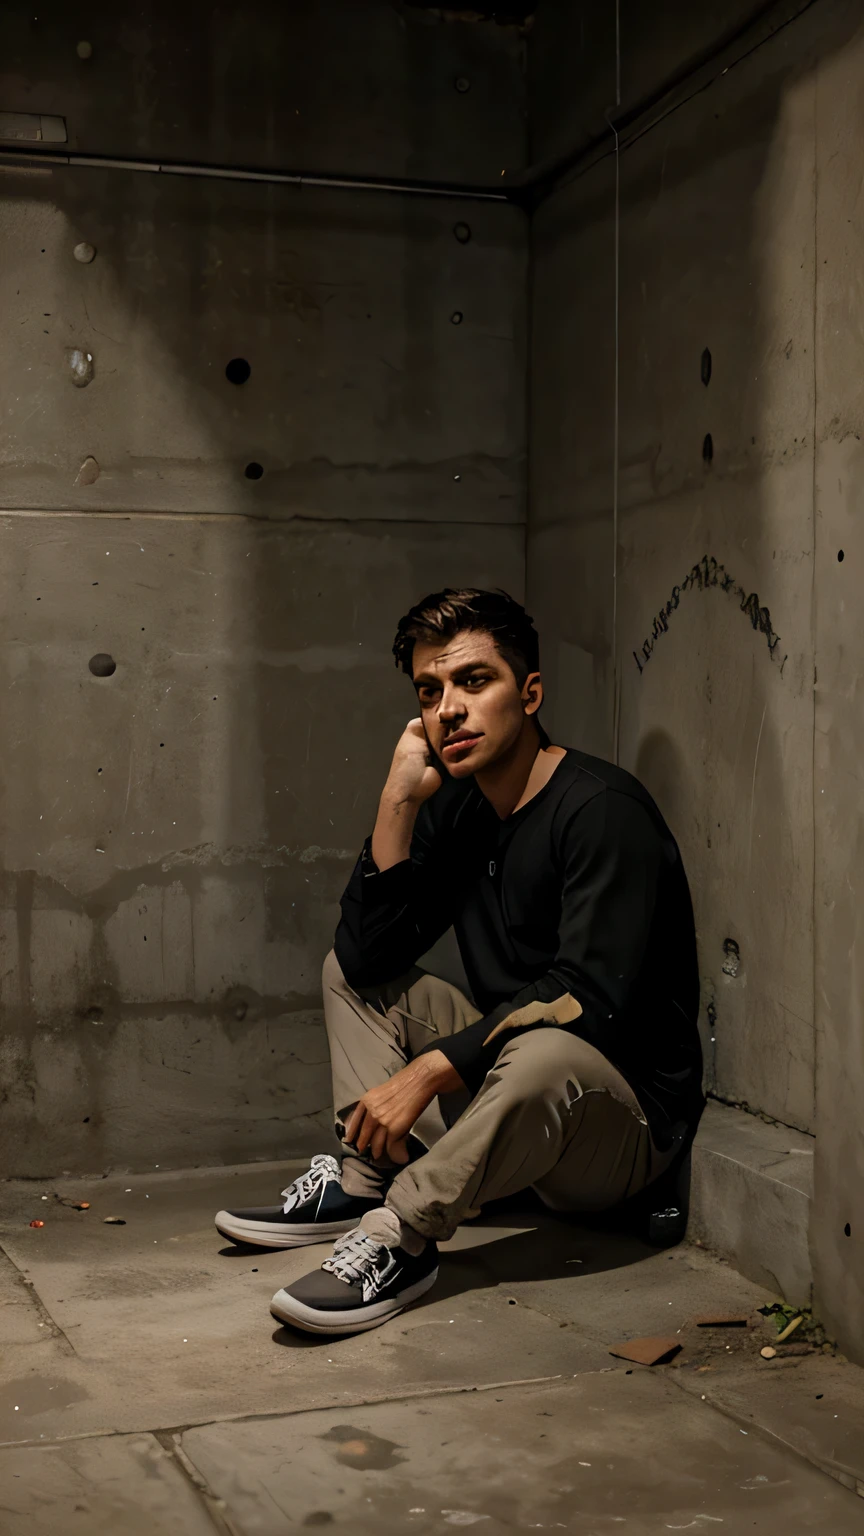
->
[[29, 1219, 44, 1228]]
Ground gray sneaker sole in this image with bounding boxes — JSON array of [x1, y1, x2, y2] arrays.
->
[[214, 1211, 360, 1248], [269, 1268, 439, 1334]]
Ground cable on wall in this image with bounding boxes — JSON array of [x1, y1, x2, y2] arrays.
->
[[606, 0, 622, 764]]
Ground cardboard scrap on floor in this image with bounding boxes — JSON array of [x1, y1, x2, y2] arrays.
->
[[608, 1336, 682, 1367]]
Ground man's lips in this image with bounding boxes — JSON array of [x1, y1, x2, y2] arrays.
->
[[442, 732, 483, 756]]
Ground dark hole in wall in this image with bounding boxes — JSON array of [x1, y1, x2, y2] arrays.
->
[[225, 357, 251, 385], [245, 462, 264, 480], [89, 653, 116, 677], [702, 433, 714, 463]]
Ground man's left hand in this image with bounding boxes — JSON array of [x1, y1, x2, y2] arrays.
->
[[344, 1050, 464, 1165]]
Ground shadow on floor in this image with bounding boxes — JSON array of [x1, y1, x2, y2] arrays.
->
[[264, 1197, 659, 1350]]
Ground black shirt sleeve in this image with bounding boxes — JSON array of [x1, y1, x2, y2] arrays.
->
[[425, 789, 667, 1093], [333, 803, 457, 989]]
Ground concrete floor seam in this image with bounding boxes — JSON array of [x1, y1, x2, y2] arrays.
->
[[154, 1430, 245, 1536], [669, 1368, 864, 1499], [0, 1245, 77, 1359]]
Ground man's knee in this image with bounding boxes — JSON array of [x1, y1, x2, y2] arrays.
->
[[489, 1027, 583, 1104], [491, 1027, 645, 1124]]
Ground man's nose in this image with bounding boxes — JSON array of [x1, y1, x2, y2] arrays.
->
[[438, 688, 465, 723]]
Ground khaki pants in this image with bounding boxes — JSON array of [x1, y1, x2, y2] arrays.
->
[[323, 950, 668, 1242]]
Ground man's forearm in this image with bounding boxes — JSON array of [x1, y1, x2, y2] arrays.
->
[[371, 792, 421, 872]]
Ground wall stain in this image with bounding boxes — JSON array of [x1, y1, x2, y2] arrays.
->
[[633, 554, 787, 674], [15, 870, 35, 1014]]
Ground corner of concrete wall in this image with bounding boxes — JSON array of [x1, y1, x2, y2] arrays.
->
[[526, 0, 864, 1361]]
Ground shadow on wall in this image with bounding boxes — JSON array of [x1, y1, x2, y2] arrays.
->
[[529, 2, 860, 1139], [0, 158, 526, 1174]]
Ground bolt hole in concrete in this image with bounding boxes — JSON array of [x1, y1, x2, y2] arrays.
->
[[845, 1223, 851, 1236], [838, 549, 845, 562], [88, 653, 116, 678], [702, 432, 714, 463], [721, 938, 740, 978], [451, 311, 464, 325], [454, 222, 471, 243], [225, 357, 251, 385], [245, 461, 264, 480]]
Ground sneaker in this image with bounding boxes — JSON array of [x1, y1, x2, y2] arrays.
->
[[270, 1222, 438, 1335], [214, 1154, 381, 1249]]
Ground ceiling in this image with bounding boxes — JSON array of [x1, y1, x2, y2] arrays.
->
[[404, 2, 536, 23]]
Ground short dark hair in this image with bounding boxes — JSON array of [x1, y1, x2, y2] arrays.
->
[[392, 588, 540, 685]]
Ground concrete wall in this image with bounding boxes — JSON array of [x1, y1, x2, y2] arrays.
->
[[528, 0, 864, 1361], [2, 0, 526, 180], [0, 1, 527, 1173]]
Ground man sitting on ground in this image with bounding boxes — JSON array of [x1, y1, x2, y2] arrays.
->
[[216, 588, 704, 1335]]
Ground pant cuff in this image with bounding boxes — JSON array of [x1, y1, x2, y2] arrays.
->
[[385, 1185, 464, 1243]]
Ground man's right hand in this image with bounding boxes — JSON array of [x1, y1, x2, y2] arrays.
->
[[371, 720, 442, 871], [383, 718, 443, 807]]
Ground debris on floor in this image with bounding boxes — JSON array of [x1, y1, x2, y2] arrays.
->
[[694, 1312, 750, 1328], [608, 1336, 682, 1366]]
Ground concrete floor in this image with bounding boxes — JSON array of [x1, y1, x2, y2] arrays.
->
[[1, 1161, 863, 1532]]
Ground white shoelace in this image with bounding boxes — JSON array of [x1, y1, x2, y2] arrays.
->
[[322, 1228, 383, 1285], [280, 1153, 340, 1214], [322, 1228, 400, 1302]]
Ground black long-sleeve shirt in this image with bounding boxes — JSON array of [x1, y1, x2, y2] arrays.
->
[[335, 748, 704, 1151]]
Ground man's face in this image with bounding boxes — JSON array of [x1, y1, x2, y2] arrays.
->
[[411, 630, 541, 778]]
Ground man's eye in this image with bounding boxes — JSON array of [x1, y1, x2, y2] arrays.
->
[[465, 675, 487, 689]]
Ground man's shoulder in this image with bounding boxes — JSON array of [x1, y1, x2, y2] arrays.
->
[[556, 749, 671, 833]]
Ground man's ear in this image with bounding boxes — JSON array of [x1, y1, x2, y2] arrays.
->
[[521, 671, 544, 718]]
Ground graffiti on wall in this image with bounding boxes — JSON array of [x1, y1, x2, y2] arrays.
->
[[633, 554, 786, 674]]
